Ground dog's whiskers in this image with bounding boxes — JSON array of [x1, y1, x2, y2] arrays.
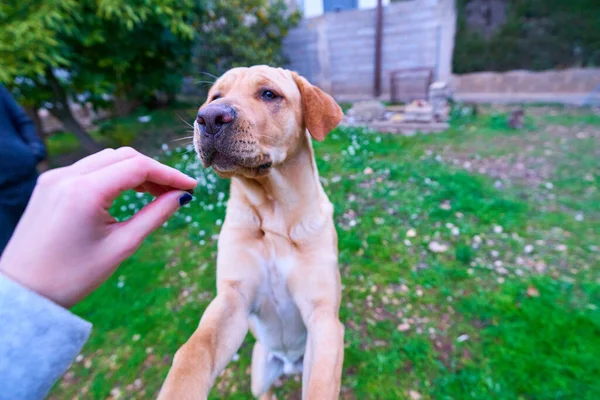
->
[[175, 113, 195, 129], [195, 80, 216, 87], [171, 136, 195, 142], [199, 71, 219, 80]]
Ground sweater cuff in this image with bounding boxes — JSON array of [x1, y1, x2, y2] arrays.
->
[[0, 274, 92, 399]]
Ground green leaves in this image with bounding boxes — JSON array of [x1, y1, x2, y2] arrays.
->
[[192, 0, 300, 78]]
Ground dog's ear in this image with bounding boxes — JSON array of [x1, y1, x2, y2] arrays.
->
[[291, 72, 343, 141]]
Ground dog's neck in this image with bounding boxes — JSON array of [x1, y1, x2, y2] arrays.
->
[[230, 132, 330, 234]]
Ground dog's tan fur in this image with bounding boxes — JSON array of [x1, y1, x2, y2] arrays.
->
[[158, 66, 344, 399]]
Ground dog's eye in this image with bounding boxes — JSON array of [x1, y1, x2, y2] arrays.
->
[[261, 90, 279, 101], [211, 94, 221, 102]]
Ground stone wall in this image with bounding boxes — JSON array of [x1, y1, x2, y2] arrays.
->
[[452, 68, 600, 105], [283, 0, 456, 101]]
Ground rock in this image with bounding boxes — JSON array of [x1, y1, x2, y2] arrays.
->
[[404, 100, 434, 123], [428, 81, 452, 122], [397, 323, 411, 332], [346, 101, 386, 122], [456, 334, 469, 343], [508, 108, 525, 129], [428, 241, 449, 253], [409, 390, 422, 400], [391, 113, 405, 122]]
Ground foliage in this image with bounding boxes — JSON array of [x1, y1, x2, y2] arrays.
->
[[193, 0, 301, 78], [0, 0, 197, 103], [0, 0, 198, 151], [454, 0, 600, 73], [0, 0, 299, 151], [48, 104, 600, 398]]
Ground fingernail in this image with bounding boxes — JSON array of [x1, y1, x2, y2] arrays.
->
[[178, 193, 193, 206]]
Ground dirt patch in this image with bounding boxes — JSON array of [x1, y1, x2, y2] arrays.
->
[[447, 153, 553, 188]]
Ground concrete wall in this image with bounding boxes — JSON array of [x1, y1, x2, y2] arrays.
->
[[453, 68, 600, 105], [283, 0, 456, 101]]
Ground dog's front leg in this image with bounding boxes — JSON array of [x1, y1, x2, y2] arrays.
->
[[290, 260, 344, 400], [158, 281, 253, 400]]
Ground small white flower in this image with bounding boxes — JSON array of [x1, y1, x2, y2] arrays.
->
[[575, 213, 584, 221], [349, 220, 357, 227], [406, 229, 417, 238], [132, 334, 141, 342], [545, 182, 554, 190], [493, 225, 503, 234], [199, 240, 206, 245], [138, 115, 151, 123], [216, 219, 222, 226], [404, 239, 412, 246], [161, 144, 169, 151], [524, 244, 534, 254]]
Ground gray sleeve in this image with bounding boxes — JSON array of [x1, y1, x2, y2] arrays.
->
[[0, 274, 92, 399]]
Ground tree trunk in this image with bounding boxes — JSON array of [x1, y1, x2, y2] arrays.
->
[[45, 67, 103, 154], [25, 106, 45, 140], [25, 105, 50, 172]]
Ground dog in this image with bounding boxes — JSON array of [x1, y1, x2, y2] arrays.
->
[[158, 66, 344, 399]]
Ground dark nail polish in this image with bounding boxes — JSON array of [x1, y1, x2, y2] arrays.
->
[[178, 193, 193, 206]]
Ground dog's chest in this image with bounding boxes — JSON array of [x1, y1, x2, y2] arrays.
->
[[249, 247, 307, 363]]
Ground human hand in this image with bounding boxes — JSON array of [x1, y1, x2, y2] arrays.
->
[[0, 147, 197, 308]]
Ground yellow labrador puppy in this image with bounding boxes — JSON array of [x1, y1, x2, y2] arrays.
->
[[158, 66, 344, 400]]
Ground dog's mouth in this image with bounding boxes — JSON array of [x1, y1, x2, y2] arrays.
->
[[203, 150, 273, 177]]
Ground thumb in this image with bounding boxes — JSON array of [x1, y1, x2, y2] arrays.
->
[[115, 191, 193, 255]]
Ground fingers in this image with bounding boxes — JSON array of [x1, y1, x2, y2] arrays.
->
[[111, 190, 191, 257], [37, 147, 142, 186], [87, 154, 197, 207], [70, 147, 140, 175]]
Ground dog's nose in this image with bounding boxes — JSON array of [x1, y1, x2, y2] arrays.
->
[[196, 105, 235, 136]]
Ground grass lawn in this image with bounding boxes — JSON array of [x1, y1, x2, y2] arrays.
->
[[49, 105, 599, 399]]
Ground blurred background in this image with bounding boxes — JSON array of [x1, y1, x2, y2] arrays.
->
[[1, 0, 599, 399]]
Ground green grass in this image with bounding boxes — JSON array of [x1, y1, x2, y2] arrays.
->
[[49, 105, 599, 399]]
